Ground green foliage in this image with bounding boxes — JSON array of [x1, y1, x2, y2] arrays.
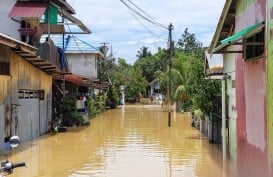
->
[[191, 79, 221, 114], [97, 28, 221, 115], [107, 85, 119, 109], [177, 28, 203, 54], [103, 57, 147, 103], [62, 96, 85, 126], [154, 28, 221, 115], [125, 67, 148, 102], [136, 46, 152, 59], [99, 44, 116, 82], [160, 67, 184, 102], [87, 94, 107, 118], [134, 48, 165, 83]]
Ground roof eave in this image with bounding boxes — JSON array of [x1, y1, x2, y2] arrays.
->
[[51, 0, 76, 14], [208, 0, 234, 54], [65, 51, 103, 58], [58, 8, 91, 34]]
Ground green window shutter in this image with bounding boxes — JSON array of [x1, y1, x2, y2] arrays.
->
[[44, 5, 58, 24]]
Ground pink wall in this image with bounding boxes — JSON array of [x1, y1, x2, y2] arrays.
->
[[235, 0, 268, 176]]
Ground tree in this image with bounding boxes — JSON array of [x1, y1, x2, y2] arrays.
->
[[136, 46, 152, 59], [160, 67, 184, 102], [107, 85, 118, 109], [134, 53, 164, 83], [99, 44, 115, 83], [125, 67, 148, 102], [106, 58, 147, 103], [172, 49, 221, 114], [177, 28, 203, 56]]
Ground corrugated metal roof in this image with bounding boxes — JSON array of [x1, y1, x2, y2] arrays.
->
[[40, 35, 102, 56], [213, 21, 264, 53], [9, 1, 47, 18]]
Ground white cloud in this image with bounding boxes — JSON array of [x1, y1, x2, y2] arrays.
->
[[67, 0, 225, 64]]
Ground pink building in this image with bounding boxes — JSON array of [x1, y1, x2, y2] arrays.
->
[[209, 0, 273, 176]]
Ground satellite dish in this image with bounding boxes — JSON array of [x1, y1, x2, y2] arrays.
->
[[9, 136, 20, 148]]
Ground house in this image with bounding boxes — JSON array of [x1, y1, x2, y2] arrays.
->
[[0, 33, 53, 149], [0, 0, 90, 150], [208, 0, 272, 176], [43, 35, 104, 121], [149, 78, 160, 97], [204, 51, 226, 148]]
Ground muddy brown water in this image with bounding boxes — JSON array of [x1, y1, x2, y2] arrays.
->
[[3, 105, 236, 177]]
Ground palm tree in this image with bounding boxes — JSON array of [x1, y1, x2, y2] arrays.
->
[[136, 46, 152, 59], [159, 67, 189, 105]]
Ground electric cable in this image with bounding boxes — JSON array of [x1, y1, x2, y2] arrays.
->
[[129, 11, 167, 41], [64, 18, 93, 64], [120, 0, 168, 30], [127, 0, 157, 23]]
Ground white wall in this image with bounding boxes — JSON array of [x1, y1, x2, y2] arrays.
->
[[67, 53, 98, 80], [0, 0, 20, 39], [224, 46, 236, 119], [224, 45, 237, 163]]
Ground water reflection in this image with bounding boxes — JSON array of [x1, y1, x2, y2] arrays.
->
[[5, 105, 234, 177]]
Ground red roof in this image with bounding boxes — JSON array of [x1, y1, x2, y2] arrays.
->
[[9, 2, 47, 18]]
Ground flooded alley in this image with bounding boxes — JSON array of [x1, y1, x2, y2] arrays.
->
[[3, 105, 235, 177]]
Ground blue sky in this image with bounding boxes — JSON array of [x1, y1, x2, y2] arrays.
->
[[67, 0, 225, 64]]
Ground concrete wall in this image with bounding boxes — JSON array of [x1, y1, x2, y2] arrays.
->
[[224, 46, 237, 163], [0, 0, 20, 39], [0, 45, 52, 150], [66, 53, 98, 79]]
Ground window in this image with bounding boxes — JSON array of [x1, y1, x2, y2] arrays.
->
[[244, 28, 264, 61], [0, 62, 10, 75], [19, 90, 41, 99], [0, 45, 10, 75]]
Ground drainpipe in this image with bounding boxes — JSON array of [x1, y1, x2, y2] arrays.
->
[[221, 78, 226, 161]]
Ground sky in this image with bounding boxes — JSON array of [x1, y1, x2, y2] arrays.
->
[[66, 0, 225, 64]]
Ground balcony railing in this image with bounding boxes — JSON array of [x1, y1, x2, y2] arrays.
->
[[33, 41, 68, 76]]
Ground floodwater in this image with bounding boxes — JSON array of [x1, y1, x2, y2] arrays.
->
[[3, 105, 235, 177]]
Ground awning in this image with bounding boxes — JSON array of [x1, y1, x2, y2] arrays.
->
[[9, 1, 47, 18], [64, 74, 83, 85], [205, 50, 223, 76], [213, 21, 265, 53]]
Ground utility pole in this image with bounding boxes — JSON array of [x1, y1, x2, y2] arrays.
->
[[99, 42, 108, 79], [168, 23, 174, 127], [101, 42, 109, 58]]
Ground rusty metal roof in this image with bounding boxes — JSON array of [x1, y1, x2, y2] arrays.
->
[[17, 0, 76, 14], [9, 1, 47, 18]]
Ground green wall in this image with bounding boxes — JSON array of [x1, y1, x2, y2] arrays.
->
[[236, 0, 256, 14], [267, 0, 273, 173]]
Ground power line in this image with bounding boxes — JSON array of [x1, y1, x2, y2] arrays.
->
[[64, 18, 93, 64], [127, 0, 157, 22], [129, 11, 167, 41], [120, 0, 168, 30], [120, 0, 168, 48]]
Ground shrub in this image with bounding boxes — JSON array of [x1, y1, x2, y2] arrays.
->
[[62, 96, 84, 126]]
